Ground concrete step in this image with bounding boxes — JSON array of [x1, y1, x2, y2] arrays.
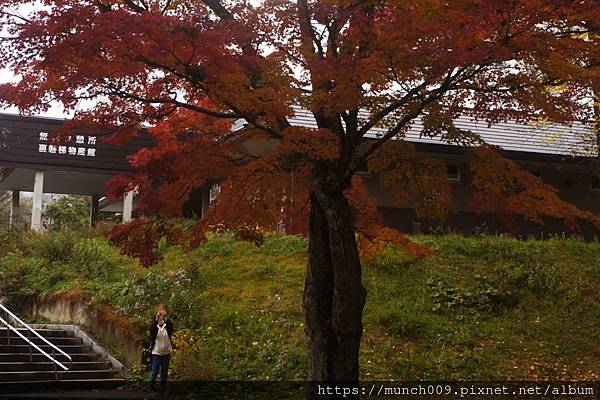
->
[[0, 336, 82, 346], [0, 361, 113, 372], [0, 329, 74, 338], [0, 353, 102, 363], [0, 344, 90, 354], [0, 369, 120, 382], [0, 389, 149, 399], [0, 378, 127, 393], [0, 325, 126, 394]]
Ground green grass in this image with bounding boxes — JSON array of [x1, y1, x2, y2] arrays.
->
[[0, 229, 598, 381]]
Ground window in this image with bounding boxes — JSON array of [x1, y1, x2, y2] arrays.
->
[[447, 165, 460, 183], [592, 176, 600, 190]]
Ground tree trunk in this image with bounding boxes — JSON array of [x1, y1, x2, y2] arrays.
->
[[303, 189, 366, 386]]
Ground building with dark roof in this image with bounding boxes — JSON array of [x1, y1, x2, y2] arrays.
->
[[0, 113, 152, 229], [1, 110, 599, 237], [249, 107, 600, 237]]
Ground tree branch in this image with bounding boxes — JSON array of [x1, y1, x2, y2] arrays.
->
[[296, 0, 323, 59], [201, 0, 234, 20]]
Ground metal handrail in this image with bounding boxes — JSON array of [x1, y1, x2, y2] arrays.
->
[[0, 302, 72, 375]]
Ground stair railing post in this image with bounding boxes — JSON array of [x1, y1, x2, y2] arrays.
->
[[54, 347, 58, 380], [28, 329, 32, 362], [5, 311, 9, 345]]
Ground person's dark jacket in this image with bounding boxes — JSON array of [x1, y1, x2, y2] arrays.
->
[[149, 318, 174, 353]]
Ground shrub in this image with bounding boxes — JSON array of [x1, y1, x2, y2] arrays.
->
[[109, 269, 198, 330], [43, 195, 90, 230], [27, 230, 77, 261], [0, 228, 21, 257], [170, 330, 211, 380], [184, 262, 209, 290], [42, 261, 78, 293], [502, 262, 564, 295], [234, 228, 264, 246], [71, 237, 123, 276], [427, 274, 517, 315], [0, 251, 40, 302]]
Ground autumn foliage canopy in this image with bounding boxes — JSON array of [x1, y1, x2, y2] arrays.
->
[[0, 0, 599, 265], [3, 0, 600, 382]]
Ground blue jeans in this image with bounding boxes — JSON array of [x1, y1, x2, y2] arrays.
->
[[149, 354, 170, 390]]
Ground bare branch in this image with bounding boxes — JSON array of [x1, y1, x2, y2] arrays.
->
[[201, 0, 234, 20]]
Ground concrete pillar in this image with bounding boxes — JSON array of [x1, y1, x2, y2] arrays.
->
[[412, 222, 422, 235], [89, 195, 99, 227], [31, 170, 44, 231], [122, 191, 134, 223], [200, 186, 211, 219], [276, 222, 286, 235], [9, 190, 20, 229]]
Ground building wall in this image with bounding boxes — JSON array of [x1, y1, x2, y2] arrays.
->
[[364, 151, 599, 212], [189, 134, 600, 237], [378, 207, 600, 240], [363, 151, 600, 237]]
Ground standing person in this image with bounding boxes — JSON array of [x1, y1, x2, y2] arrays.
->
[[148, 304, 174, 392]]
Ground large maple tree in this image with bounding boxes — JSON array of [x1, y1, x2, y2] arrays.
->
[[1, 0, 600, 383]]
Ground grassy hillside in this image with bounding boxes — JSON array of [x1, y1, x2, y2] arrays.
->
[[0, 229, 598, 381]]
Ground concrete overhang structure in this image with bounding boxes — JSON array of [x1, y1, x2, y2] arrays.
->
[[0, 113, 152, 230]]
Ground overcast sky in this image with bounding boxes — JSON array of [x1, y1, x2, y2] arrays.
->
[[0, 67, 71, 118], [0, 2, 71, 118]]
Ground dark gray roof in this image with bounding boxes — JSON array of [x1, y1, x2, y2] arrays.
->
[[6, 110, 596, 158], [286, 107, 598, 157]]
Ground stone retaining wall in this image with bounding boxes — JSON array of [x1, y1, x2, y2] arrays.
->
[[28, 295, 144, 367]]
